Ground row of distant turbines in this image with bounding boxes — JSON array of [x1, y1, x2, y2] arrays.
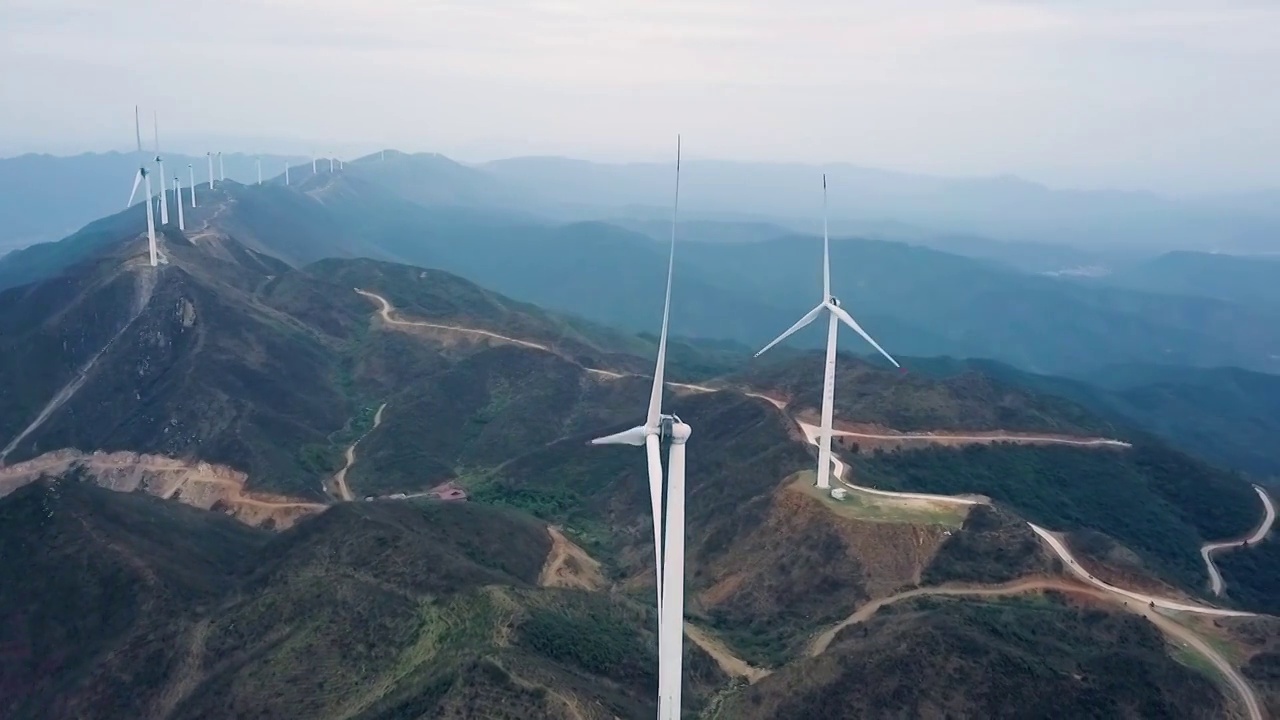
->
[[602, 140, 898, 719], [124, 106, 351, 267]]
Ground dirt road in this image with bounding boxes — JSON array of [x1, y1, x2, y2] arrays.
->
[[1202, 485, 1276, 595], [0, 450, 324, 529], [805, 578, 1263, 720], [355, 289, 550, 351], [332, 403, 386, 501], [684, 623, 771, 684]]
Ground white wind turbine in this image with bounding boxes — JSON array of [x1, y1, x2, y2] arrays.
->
[[312, 156, 317, 174], [754, 175, 900, 490], [590, 137, 689, 720], [285, 161, 290, 186], [329, 157, 334, 172], [153, 112, 169, 225], [218, 151, 225, 182], [207, 152, 215, 189], [189, 164, 196, 207], [125, 106, 158, 267], [174, 175, 185, 231], [256, 156, 262, 185]]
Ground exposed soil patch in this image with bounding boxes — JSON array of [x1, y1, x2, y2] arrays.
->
[[0, 450, 325, 530], [538, 526, 606, 591]]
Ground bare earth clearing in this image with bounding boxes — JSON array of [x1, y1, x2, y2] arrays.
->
[[0, 450, 324, 529]]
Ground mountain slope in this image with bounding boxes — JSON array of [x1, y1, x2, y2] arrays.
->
[[1103, 251, 1280, 309], [719, 596, 1228, 719], [0, 478, 726, 720]]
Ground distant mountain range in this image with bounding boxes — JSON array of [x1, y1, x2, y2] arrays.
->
[[5, 149, 1279, 260], [6, 166, 1280, 381]]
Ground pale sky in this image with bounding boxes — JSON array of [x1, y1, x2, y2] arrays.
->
[[2, 0, 1278, 193]]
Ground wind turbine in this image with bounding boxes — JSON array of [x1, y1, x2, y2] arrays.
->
[[285, 161, 290, 186], [218, 151, 225, 182], [312, 156, 317, 174], [329, 157, 334, 172], [174, 175, 185, 231], [256, 156, 262, 185], [153, 112, 169, 225], [124, 106, 158, 267], [188, 164, 196, 207], [207, 152, 215, 189], [590, 136, 689, 720], [753, 175, 900, 490]]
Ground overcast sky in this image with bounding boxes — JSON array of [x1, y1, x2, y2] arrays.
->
[[2, 0, 1277, 193]]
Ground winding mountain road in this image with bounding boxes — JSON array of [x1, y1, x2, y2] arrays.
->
[[804, 578, 1264, 720], [332, 403, 386, 502], [355, 288, 549, 351], [1201, 485, 1276, 596]]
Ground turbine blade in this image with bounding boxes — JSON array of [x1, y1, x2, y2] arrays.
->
[[754, 303, 825, 357], [589, 425, 647, 446], [822, 173, 830, 301], [134, 106, 142, 153], [646, 432, 665, 618], [646, 135, 681, 429], [127, 169, 143, 207], [829, 303, 900, 368]]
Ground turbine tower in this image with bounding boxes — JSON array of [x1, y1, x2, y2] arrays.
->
[[153, 112, 169, 225], [312, 156, 317, 174], [285, 161, 290, 186], [329, 157, 334, 172], [256, 156, 262, 185], [188, 164, 196, 207], [207, 152, 215, 189], [590, 136, 688, 720], [218, 152, 225, 182], [125, 106, 158, 267], [174, 175, 185, 231], [754, 175, 900, 490]]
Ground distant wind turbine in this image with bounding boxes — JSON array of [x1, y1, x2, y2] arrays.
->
[[174, 176, 185, 231], [590, 136, 689, 720], [218, 152, 225, 182], [312, 156, 317, 174], [339, 159, 344, 171], [753, 175, 900, 490], [285, 161, 290, 186], [329, 157, 334, 172], [153, 112, 169, 225], [256, 156, 262, 185], [189, 164, 196, 207], [124, 106, 158, 267], [207, 152, 215, 189]]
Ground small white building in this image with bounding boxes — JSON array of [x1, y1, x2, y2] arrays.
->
[[830, 487, 847, 500]]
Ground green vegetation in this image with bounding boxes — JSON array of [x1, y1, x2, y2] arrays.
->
[[719, 595, 1228, 719], [922, 505, 1050, 585], [0, 480, 729, 720], [738, 354, 1117, 435], [796, 473, 967, 527], [1216, 540, 1280, 615], [853, 441, 1261, 593]]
